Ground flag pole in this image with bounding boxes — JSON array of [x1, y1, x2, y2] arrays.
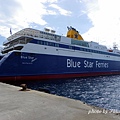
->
[[10, 28, 12, 35]]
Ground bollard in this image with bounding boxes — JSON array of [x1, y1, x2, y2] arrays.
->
[[20, 84, 29, 91]]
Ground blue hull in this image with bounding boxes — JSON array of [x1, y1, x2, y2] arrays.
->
[[0, 51, 120, 81]]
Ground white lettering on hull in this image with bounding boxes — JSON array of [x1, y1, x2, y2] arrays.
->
[[96, 61, 109, 68], [67, 59, 109, 69], [67, 59, 81, 68], [84, 60, 93, 68]]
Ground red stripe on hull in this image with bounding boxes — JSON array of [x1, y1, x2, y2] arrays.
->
[[1, 71, 120, 81]]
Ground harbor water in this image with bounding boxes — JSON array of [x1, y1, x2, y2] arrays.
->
[[9, 75, 120, 112]]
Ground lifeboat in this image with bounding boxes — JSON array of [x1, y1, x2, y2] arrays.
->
[[108, 49, 113, 52]]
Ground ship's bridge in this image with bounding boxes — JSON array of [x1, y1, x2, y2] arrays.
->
[[2, 36, 32, 54], [2, 28, 61, 54]]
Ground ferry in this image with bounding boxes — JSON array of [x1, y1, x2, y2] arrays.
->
[[0, 26, 120, 81]]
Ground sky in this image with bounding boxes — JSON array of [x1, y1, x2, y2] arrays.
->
[[0, 0, 120, 49]]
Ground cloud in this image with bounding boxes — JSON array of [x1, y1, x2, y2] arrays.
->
[[49, 4, 72, 16], [82, 0, 120, 48], [0, 0, 71, 38]]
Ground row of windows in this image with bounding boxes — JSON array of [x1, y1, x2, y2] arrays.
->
[[39, 31, 61, 41], [30, 39, 120, 57], [40, 31, 56, 36], [71, 39, 89, 47]]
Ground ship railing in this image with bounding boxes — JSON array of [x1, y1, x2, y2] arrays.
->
[[7, 28, 61, 42], [7, 28, 44, 41], [3, 40, 8, 45], [4, 40, 26, 49]]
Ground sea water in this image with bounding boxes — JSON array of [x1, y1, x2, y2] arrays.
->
[[11, 75, 120, 111]]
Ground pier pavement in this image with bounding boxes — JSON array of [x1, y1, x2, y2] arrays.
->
[[0, 82, 120, 120]]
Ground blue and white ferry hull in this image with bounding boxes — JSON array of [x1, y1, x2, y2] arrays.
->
[[1, 27, 120, 81], [0, 51, 120, 81]]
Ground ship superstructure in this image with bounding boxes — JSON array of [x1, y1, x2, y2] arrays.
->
[[0, 26, 120, 81]]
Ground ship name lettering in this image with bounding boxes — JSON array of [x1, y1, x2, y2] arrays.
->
[[84, 60, 94, 68], [21, 56, 27, 59], [21, 55, 34, 60], [96, 61, 109, 68], [67, 59, 81, 68]]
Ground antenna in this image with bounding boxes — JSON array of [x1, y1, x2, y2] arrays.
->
[[67, 26, 70, 30], [113, 42, 118, 49]]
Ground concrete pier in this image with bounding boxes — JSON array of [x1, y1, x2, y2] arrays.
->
[[0, 82, 119, 120]]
